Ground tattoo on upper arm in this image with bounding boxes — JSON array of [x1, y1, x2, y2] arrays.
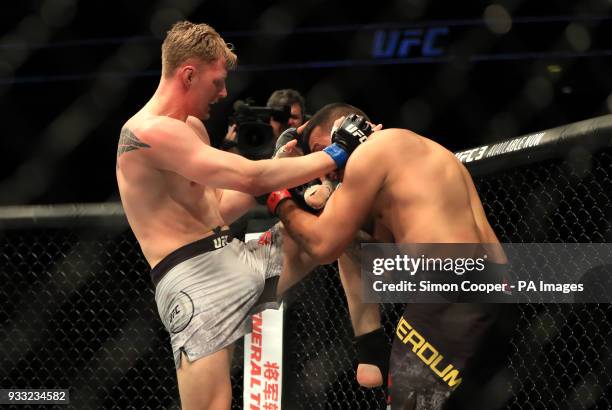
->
[[117, 128, 151, 158]]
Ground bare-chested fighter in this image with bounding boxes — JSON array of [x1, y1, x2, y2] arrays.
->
[[115, 23, 368, 410], [270, 104, 517, 409]]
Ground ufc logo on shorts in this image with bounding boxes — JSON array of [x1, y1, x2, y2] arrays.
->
[[346, 124, 368, 143], [169, 305, 181, 323], [213, 235, 228, 249]]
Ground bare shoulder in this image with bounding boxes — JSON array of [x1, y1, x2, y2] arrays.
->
[[129, 116, 199, 146], [369, 128, 421, 145], [117, 115, 200, 164], [341, 128, 422, 177], [348, 128, 417, 158], [140, 115, 188, 136], [116, 116, 164, 160], [186, 116, 207, 135], [186, 115, 210, 143], [370, 128, 426, 156]]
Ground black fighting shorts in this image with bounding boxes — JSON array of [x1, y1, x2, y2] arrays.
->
[[389, 263, 518, 409]]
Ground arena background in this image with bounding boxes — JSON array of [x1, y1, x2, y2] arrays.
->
[[1, 1, 611, 409]]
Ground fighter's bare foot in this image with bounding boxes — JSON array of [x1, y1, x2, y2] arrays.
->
[[356, 363, 383, 388]]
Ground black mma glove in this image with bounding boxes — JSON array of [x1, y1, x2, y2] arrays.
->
[[273, 127, 300, 158], [322, 114, 373, 168]]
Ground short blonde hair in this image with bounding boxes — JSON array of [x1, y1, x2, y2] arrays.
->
[[161, 21, 237, 77]]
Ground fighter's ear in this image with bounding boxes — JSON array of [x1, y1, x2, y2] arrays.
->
[[178, 65, 196, 88]]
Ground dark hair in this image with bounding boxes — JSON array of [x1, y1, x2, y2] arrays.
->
[[266, 89, 306, 115], [300, 103, 369, 152]]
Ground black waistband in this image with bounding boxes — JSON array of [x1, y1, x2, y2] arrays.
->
[[151, 227, 232, 287]]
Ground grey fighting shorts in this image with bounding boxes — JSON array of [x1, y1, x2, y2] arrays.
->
[[152, 226, 284, 369]]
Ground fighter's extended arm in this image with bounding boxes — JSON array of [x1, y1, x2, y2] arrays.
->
[[131, 117, 336, 196], [276, 142, 386, 264], [215, 127, 315, 224]]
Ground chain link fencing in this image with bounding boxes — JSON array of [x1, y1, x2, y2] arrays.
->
[[1, 149, 611, 408]]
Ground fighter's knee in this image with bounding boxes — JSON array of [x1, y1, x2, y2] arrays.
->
[[179, 383, 231, 410], [207, 393, 232, 410]]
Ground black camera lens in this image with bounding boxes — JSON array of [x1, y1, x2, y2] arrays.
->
[[236, 122, 275, 160], [229, 99, 286, 160]]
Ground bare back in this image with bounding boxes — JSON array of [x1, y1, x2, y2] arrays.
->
[[366, 129, 500, 246], [116, 114, 225, 267]]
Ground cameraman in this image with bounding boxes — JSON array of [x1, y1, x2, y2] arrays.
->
[[221, 90, 307, 235], [222, 89, 306, 153], [266, 88, 306, 140]]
